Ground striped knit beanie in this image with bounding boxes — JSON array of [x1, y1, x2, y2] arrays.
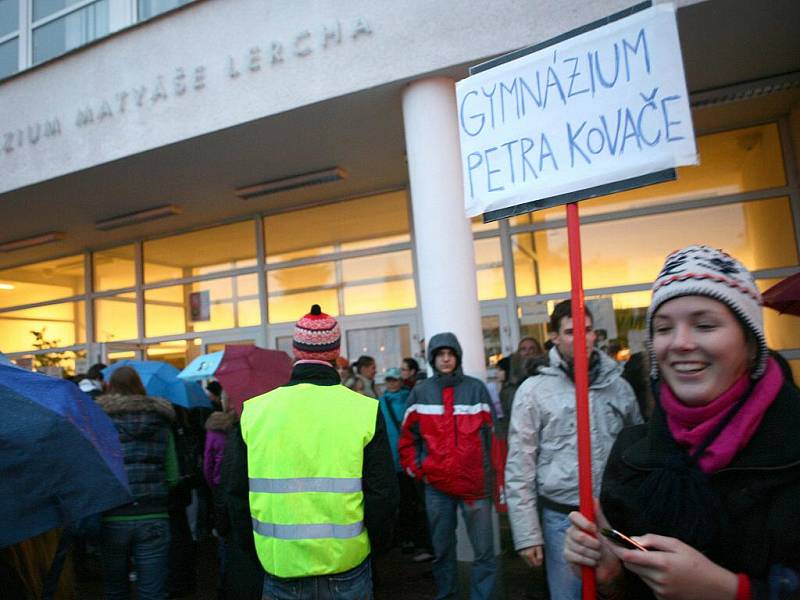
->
[[647, 245, 767, 379], [292, 304, 341, 361]]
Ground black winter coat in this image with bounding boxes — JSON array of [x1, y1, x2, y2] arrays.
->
[[601, 382, 800, 600]]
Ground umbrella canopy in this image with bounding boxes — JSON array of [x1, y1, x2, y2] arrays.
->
[[0, 364, 132, 548], [177, 351, 225, 381], [0, 352, 13, 366], [763, 272, 800, 316], [104, 360, 211, 409], [214, 345, 292, 415]]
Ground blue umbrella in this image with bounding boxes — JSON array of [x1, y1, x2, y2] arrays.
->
[[0, 364, 132, 548], [177, 350, 225, 381], [0, 351, 14, 366], [104, 359, 211, 409]]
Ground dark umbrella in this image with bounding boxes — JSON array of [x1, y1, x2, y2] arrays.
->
[[0, 364, 132, 549], [763, 272, 800, 316], [214, 345, 293, 415]]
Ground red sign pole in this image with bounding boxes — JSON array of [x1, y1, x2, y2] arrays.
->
[[566, 201, 597, 600]]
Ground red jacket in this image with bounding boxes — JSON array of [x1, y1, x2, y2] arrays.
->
[[399, 358, 495, 500]]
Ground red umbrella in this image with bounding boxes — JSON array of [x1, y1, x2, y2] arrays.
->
[[214, 345, 293, 415], [762, 272, 800, 316]]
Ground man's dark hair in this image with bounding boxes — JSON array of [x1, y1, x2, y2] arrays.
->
[[206, 380, 223, 396], [402, 357, 419, 374], [87, 363, 107, 381], [549, 300, 594, 335], [355, 355, 375, 372]]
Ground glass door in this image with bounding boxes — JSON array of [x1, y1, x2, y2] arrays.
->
[[480, 301, 515, 379]]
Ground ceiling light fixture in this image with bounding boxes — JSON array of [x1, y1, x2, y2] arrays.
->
[[0, 283, 15, 290], [95, 204, 182, 231], [0, 231, 65, 252], [235, 167, 348, 200]]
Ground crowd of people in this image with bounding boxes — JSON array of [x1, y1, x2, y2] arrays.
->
[[2, 244, 798, 600]]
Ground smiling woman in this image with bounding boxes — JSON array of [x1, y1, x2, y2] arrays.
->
[[563, 245, 800, 600]]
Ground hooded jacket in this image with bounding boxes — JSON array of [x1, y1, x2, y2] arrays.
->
[[505, 346, 641, 550], [204, 410, 237, 487], [96, 393, 176, 516], [399, 332, 496, 501]]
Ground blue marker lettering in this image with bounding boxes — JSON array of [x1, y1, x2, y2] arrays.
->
[[661, 95, 684, 141], [567, 121, 591, 166], [467, 152, 483, 197], [459, 90, 484, 137], [623, 28, 651, 81], [539, 133, 558, 171], [638, 88, 661, 146], [485, 146, 503, 192], [521, 137, 538, 180]]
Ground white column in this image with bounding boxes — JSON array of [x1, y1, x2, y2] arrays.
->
[[402, 76, 486, 381]]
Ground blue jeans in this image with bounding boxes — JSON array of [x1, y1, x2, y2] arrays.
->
[[425, 485, 497, 600], [262, 557, 372, 600], [541, 507, 581, 600], [100, 518, 171, 600]]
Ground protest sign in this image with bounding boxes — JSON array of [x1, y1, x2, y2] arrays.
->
[[457, 3, 697, 219]]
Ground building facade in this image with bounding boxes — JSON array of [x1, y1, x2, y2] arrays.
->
[[1, 0, 799, 381]]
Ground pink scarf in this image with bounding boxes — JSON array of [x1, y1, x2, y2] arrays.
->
[[661, 357, 784, 473]]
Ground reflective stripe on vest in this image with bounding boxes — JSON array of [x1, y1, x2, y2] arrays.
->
[[249, 477, 362, 494], [240, 382, 377, 578], [251, 518, 364, 540]]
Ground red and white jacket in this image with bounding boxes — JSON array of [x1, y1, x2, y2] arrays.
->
[[399, 335, 496, 501]]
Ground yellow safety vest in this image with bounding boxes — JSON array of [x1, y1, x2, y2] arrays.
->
[[240, 382, 377, 578]]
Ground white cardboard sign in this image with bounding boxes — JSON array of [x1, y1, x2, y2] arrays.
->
[[457, 4, 698, 218]]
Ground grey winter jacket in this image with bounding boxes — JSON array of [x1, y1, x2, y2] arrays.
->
[[505, 347, 641, 550]]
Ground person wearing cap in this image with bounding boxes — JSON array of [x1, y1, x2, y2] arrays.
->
[[379, 368, 432, 561], [230, 304, 398, 598], [505, 300, 641, 600], [399, 332, 498, 600], [564, 245, 800, 599]]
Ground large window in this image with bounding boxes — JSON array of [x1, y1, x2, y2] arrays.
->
[[144, 274, 260, 338], [137, 0, 193, 21], [512, 196, 797, 296], [0, 255, 85, 309], [506, 122, 798, 362], [0, 300, 86, 353], [0, 0, 18, 79], [510, 123, 787, 225], [0, 0, 196, 76], [32, 0, 109, 65], [144, 221, 256, 284], [264, 191, 416, 323]]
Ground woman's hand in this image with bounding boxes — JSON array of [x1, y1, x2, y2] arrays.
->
[[563, 498, 623, 588], [608, 534, 738, 600]]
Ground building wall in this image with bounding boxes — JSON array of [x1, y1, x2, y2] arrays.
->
[[0, 0, 703, 193]]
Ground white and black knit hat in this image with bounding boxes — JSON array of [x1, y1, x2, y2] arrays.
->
[[646, 245, 767, 379]]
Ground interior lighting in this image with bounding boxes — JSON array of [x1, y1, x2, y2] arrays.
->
[[0, 232, 65, 252], [95, 205, 182, 231], [235, 167, 347, 200], [0, 283, 14, 290]]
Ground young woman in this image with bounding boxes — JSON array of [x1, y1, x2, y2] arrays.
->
[[563, 245, 800, 599], [97, 366, 178, 600]]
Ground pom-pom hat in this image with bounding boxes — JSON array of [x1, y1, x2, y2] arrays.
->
[[292, 304, 341, 361], [646, 245, 767, 379]]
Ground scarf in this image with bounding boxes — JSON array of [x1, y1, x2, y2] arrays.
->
[[661, 357, 784, 473]]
